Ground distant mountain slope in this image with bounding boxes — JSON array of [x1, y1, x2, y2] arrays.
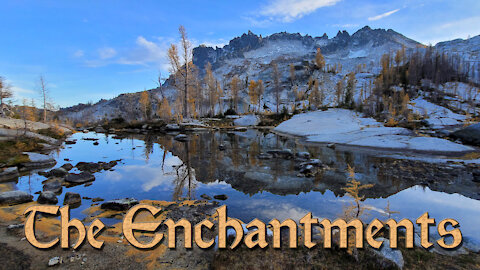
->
[[58, 27, 478, 123], [435, 35, 480, 61], [194, 26, 421, 73]]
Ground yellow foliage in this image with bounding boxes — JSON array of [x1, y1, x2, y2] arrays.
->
[[315, 48, 325, 70], [341, 165, 374, 220]]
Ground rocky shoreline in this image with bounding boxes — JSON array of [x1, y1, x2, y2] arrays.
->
[[1, 117, 480, 269]]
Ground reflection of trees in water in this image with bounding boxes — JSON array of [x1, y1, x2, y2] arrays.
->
[[148, 130, 451, 200], [228, 133, 241, 169], [143, 135, 155, 162], [171, 141, 197, 201], [208, 133, 218, 181]]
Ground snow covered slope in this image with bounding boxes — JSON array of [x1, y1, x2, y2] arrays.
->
[[274, 109, 473, 153], [408, 97, 466, 129]]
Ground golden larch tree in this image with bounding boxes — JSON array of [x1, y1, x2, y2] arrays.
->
[[315, 48, 325, 70], [139, 90, 151, 121], [230, 76, 240, 113]]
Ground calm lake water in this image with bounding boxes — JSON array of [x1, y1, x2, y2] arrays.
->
[[12, 130, 480, 242]]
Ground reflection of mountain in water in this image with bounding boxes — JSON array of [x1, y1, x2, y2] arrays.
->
[[138, 130, 479, 201]]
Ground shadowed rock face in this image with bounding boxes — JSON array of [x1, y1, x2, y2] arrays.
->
[[451, 123, 480, 146]]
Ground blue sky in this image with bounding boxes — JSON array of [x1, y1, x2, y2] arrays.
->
[[1, 0, 479, 107]]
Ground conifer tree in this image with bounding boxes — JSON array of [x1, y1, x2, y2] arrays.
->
[[168, 25, 193, 118], [256, 80, 264, 112], [272, 61, 282, 114], [315, 48, 325, 70], [248, 80, 258, 112], [230, 76, 240, 113], [139, 90, 151, 121], [0, 76, 13, 107], [335, 79, 344, 107], [157, 97, 172, 120], [289, 63, 296, 85], [344, 72, 356, 109]]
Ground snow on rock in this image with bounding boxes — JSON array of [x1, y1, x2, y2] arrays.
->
[[22, 152, 57, 168], [233, 114, 260, 126], [408, 97, 466, 128], [274, 109, 474, 153]]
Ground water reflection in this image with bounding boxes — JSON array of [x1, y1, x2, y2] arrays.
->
[[9, 130, 480, 241]]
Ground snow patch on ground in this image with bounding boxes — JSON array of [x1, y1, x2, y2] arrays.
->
[[274, 109, 473, 153], [347, 49, 367, 58], [233, 114, 260, 126], [408, 97, 466, 128]]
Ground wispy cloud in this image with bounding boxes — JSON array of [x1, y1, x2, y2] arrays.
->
[[259, 0, 342, 22], [73, 50, 84, 58], [193, 38, 228, 49], [115, 36, 171, 71], [84, 35, 228, 71], [83, 36, 175, 72], [415, 16, 480, 45], [8, 82, 36, 103], [98, 47, 117, 60], [368, 8, 400, 21], [332, 23, 359, 28]]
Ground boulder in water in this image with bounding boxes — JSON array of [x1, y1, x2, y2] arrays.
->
[[0, 190, 33, 205], [38, 191, 58, 204], [64, 192, 81, 205], [65, 172, 95, 184], [101, 198, 139, 211]]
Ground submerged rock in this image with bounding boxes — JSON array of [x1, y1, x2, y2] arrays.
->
[[38, 191, 58, 205], [101, 198, 139, 211], [43, 178, 63, 193], [75, 161, 118, 173], [0, 167, 19, 182], [65, 172, 95, 184], [213, 194, 228, 200], [64, 192, 81, 205], [39, 167, 68, 178], [200, 194, 212, 200], [0, 190, 33, 205], [60, 163, 74, 171]]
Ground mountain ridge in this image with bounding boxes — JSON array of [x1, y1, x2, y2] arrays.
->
[[59, 26, 479, 123], [193, 26, 421, 71]]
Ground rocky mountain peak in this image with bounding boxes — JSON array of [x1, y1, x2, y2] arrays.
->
[[192, 26, 421, 70]]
